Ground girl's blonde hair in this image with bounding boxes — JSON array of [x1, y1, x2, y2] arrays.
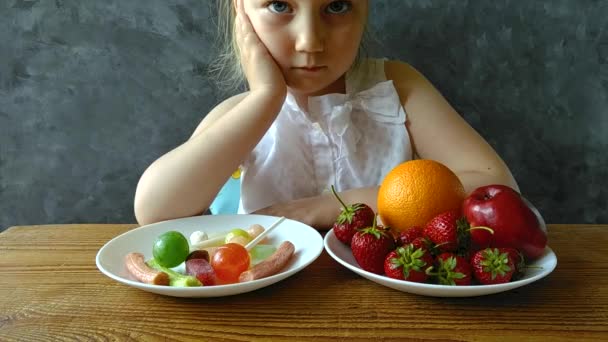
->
[[208, 0, 369, 93], [208, 0, 243, 92]]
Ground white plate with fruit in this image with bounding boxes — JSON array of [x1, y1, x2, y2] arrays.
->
[[96, 214, 323, 298], [324, 181, 557, 297], [325, 229, 557, 297]]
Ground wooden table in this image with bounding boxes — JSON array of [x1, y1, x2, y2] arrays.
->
[[1, 224, 607, 341]]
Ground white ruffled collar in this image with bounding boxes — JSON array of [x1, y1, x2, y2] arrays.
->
[[285, 79, 404, 123], [284, 79, 405, 160]]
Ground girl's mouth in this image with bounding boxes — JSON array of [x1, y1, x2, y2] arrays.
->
[[293, 66, 326, 72]]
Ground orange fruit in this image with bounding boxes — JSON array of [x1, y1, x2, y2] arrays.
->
[[377, 159, 466, 232]]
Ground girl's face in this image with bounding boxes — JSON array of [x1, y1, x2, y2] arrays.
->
[[243, 0, 368, 96]]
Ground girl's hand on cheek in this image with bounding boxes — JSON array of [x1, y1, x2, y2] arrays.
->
[[235, 0, 286, 97]]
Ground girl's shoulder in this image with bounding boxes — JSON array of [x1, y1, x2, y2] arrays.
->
[[348, 58, 428, 95], [381, 59, 442, 107], [383, 59, 428, 89]]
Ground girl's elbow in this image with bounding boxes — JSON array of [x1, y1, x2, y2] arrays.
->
[[133, 194, 209, 227], [487, 168, 520, 193], [133, 186, 163, 226], [504, 172, 520, 193], [494, 162, 520, 193], [133, 196, 155, 226]]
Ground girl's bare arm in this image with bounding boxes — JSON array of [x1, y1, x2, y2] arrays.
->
[[135, 0, 286, 226], [134, 90, 284, 226], [385, 60, 519, 193]]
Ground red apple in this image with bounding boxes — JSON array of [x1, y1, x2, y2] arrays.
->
[[463, 185, 547, 260]]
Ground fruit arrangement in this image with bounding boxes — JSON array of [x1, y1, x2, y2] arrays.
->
[[124, 221, 294, 287], [333, 160, 548, 286]]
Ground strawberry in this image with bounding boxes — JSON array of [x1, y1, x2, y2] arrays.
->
[[498, 247, 526, 280], [411, 236, 432, 253], [331, 185, 375, 245], [428, 252, 472, 286], [423, 210, 469, 253], [423, 210, 494, 256], [351, 220, 396, 274], [384, 244, 434, 283], [471, 248, 516, 285], [396, 226, 423, 246]]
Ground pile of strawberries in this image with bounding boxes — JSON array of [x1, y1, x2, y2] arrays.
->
[[331, 190, 527, 286]]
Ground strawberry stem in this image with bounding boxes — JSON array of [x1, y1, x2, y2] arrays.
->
[[480, 248, 513, 280], [522, 265, 544, 270], [426, 256, 466, 285], [330, 185, 349, 212]]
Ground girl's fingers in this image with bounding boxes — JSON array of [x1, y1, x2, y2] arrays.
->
[[234, 0, 239, 13], [234, 3, 246, 51], [237, 3, 253, 34], [235, 0, 247, 29], [232, 0, 285, 91], [234, 2, 259, 53]]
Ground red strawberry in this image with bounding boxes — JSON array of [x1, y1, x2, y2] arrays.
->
[[331, 185, 375, 245], [423, 210, 468, 252], [424, 210, 494, 256], [471, 248, 516, 285], [351, 220, 396, 274], [396, 226, 423, 246], [429, 252, 473, 286], [411, 236, 432, 253], [407, 236, 446, 259], [498, 247, 527, 277], [499, 248, 541, 281], [384, 244, 434, 283]]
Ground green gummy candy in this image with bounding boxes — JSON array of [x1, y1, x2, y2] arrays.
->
[[170, 275, 202, 287], [250, 245, 277, 265], [147, 258, 202, 287]]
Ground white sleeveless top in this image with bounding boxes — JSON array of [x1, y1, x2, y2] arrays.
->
[[238, 58, 413, 214]]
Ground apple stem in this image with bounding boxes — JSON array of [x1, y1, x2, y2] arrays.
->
[[330, 185, 349, 211], [468, 226, 495, 234]]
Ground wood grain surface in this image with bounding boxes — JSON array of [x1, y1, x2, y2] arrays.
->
[[1, 224, 607, 341]]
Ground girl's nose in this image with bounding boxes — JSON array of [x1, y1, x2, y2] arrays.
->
[[294, 16, 324, 53]]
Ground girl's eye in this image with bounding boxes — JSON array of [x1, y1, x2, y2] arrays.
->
[[326, 1, 352, 14], [267, 1, 292, 14]]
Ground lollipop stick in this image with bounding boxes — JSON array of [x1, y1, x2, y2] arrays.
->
[[245, 216, 285, 251]]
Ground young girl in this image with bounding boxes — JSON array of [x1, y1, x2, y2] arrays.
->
[[134, 0, 518, 229]]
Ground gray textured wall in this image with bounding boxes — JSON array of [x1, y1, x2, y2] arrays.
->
[[1, 0, 607, 230]]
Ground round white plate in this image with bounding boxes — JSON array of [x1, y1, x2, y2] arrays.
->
[[324, 229, 557, 297], [96, 214, 323, 298]]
